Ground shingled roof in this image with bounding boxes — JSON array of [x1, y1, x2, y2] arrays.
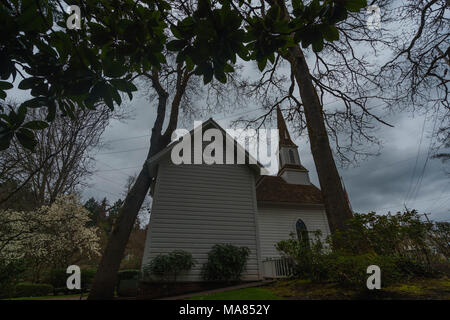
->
[[256, 176, 323, 204]]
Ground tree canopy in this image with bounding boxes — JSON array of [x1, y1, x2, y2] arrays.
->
[[0, 0, 367, 151]]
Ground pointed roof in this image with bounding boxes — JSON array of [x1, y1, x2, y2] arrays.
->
[[145, 118, 267, 176], [277, 106, 297, 147]]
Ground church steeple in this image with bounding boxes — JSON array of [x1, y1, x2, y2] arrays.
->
[[277, 106, 297, 148], [276, 106, 311, 185]]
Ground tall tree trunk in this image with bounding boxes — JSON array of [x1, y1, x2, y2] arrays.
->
[[286, 45, 353, 233], [88, 75, 171, 299], [272, 0, 353, 233], [87, 140, 170, 299], [87, 165, 152, 299]]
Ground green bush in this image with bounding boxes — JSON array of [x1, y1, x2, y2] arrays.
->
[[117, 269, 140, 281], [116, 269, 140, 297], [275, 210, 447, 289], [276, 231, 326, 281], [0, 259, 28, 298], [202, 244, 250, 282], [48, 268, 67, 288], [327, 253, 402, 288], [48, 267, 96, 293], [14, 282, 53, 298], [81, 268, 97, 288], [144, 250, 196, 282]]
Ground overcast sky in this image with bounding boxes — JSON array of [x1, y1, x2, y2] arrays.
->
[[82, 3, 449, 224], [5, 3, 448, 224], [85, 83, 449, 223]]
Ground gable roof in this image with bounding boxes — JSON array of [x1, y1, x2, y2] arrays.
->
[[146, 118, 267, 175], [256, 175, 323, 205]]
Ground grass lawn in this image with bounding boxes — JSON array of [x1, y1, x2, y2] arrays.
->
[[267, 277, 450, 300], [187, 287, 282, 300], [3, 293, 87, 300], [187, 277, 450, 300]]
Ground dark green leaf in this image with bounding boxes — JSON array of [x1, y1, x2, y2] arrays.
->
[[22, 121, 49, 130], [166, 39, 187, 52], [257, 58, 267, 71], [344, 0, 367, 12], [16, 128, 37, 151], [104, 60, 128, 78], [322, 25, 339, 42], [0, 81, 13, 90]]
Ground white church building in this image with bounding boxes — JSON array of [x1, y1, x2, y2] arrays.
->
[[141, 107, 330, 281]]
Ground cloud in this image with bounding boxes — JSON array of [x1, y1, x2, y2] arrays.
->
[[84, 99, 449, 223]]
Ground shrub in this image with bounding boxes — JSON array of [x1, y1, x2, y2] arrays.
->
[[48, 267, 96, 293], [275, 210, 447, 289], [202, 244, 250, 282], [276, 231, 326, 281], [81, 268, 97, 287], [144, 250, 196, 282], [117, 269, 140, 281], [327, 253, 402, 288], [116, 269, 140, 297], [0, 259, 27, 298], [48, 268, 67, 288], [14, 282, 53, 298]]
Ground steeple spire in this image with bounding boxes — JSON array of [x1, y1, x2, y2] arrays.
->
[[277, 106, 297, 147], [276, 106, 311, 185]]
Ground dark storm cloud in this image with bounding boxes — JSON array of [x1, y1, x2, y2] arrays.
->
[[85, 97, 449, 224]]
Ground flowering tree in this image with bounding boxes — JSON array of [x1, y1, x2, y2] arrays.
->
[[0, 194, 100, 281]]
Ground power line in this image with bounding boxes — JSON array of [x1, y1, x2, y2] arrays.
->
[[93, 173, 125, 188], [98, 97, 379, 145], [409, 111, 441, 206], [97, 166, 142, 172], [88, 185, 122, 198], [426, 181, 450, 213], [97, 147, 149, 155], [404, 116, 427, 205], [95, 159, 135, 178], [372, 194, 450, 213], [103, 134, 151, 144]]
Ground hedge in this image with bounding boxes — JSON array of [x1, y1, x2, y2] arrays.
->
[[49, 268, 96, 293], [117, 269, 140, 281], [14, 282, 53, 298]]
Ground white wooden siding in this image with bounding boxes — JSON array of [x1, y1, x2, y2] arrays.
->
[[257, 205, 330, 259], [142, 160, 262, 281]]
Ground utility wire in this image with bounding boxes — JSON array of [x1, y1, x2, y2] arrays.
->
[[404, 116, 427, 206]]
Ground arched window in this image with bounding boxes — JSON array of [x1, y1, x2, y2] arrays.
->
[[289, 149, 296, 164], [296, 219, 309, 246]]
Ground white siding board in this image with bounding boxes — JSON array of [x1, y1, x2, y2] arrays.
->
[[257, 205, 330, 259], [142, 160, 261, 281]]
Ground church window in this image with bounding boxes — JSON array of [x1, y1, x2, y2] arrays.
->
[[296, 219, 310, 247], [289, 149, 296, 164]]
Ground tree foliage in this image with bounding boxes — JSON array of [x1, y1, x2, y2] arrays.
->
[[0, 194, 100, 281], [0, 0, 168, 150], [276, 210, 450, 287], [0, 105, 113, 206], [0, 0, 368, 151]]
